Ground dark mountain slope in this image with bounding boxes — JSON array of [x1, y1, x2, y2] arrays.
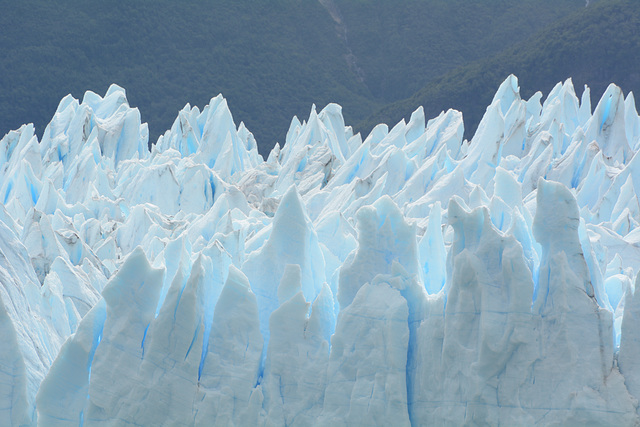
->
[[358, 0, 640, 140], [0, 0, 376, 153], [335, 0, 587, 103], [0, 0, 606, 153]]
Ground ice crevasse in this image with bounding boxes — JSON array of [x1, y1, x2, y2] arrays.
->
[[3, 76, 640, 425]]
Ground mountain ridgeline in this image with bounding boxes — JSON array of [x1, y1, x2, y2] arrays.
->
[[359, 0, 640, 140], [1, 0, 631, 154], [1, 0, 375, 153]]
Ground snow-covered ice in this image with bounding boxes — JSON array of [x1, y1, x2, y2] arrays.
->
[[2, 76, 640, 424]]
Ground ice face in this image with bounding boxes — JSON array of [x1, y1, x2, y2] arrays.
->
[[1, 75, 640, 425]]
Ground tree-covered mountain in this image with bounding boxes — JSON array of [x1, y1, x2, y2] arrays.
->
[[334, 0, 586, 103], [359, 0, 639, 140], [0, 0, 605, 154], [0, 0, 379, 153]]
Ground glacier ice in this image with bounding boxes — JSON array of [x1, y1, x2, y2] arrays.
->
[[1, 77, 640, 425]]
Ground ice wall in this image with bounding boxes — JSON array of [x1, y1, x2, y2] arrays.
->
[[1, 76, 640, 425]]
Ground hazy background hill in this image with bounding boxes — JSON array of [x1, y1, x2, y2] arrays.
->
[[359, 0, 640, 140], [332, 0, 585, 103], [2, 0, 632, 155], [0, 0, 376, 153]]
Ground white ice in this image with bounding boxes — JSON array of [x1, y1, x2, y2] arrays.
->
[[1, 77, 640, 425]]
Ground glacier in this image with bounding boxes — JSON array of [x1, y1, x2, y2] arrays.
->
[[2, 75, 640, 425]]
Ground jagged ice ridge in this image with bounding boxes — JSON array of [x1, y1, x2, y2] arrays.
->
[[2, 75, 640, 425]]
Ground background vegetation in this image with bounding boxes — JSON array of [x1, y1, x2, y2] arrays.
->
[[359, 0, 640, 140], [334, 0, 584, 102], [2, 0, 634, 155], [0, 0, 376, 152]]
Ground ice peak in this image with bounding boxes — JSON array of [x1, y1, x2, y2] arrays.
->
[[2, 74, 640, 425]]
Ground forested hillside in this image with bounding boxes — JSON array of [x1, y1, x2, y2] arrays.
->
[[0, 0, 376, 153], [0, 0, 606, 153], [334, 0, 585, 102], [359, 0, 639, 140]]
